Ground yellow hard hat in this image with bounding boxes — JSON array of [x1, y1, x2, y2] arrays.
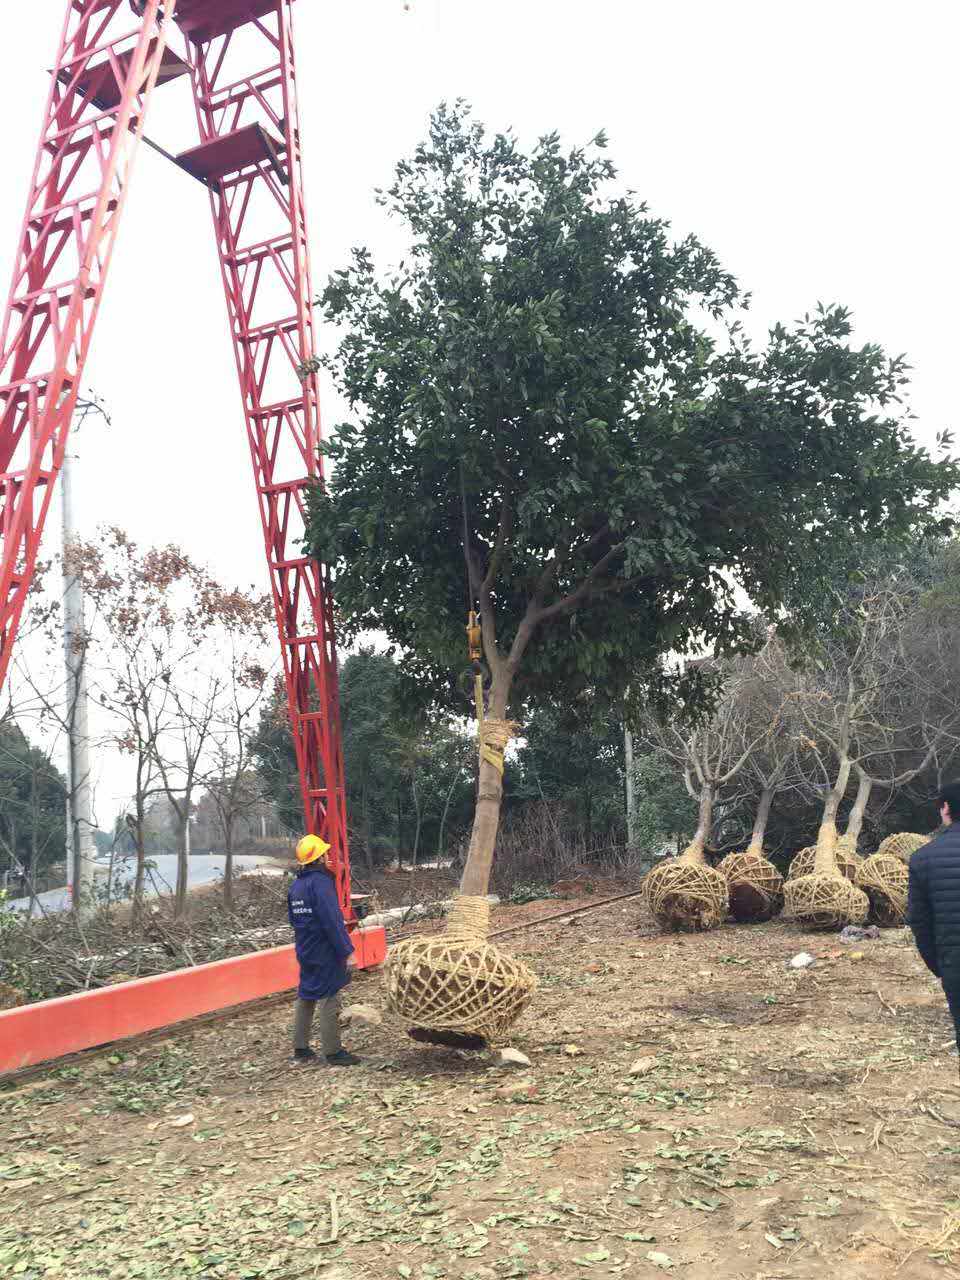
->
[[296, 834, 331, 865]]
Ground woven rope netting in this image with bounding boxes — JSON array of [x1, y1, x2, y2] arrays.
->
[[854, 853, 909, 927], [718, 850, 784, 923], [783, 828, 869, 930], [645, 843, 728, 932], [875, 832, 931, 864], [384, 896, 538, 1042], [787, 841, 859, 883]]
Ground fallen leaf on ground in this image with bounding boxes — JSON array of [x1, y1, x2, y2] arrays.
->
[[629, 1056, 657, 1077]]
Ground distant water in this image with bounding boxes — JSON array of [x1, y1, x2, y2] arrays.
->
[[3, 853, 273, 917]]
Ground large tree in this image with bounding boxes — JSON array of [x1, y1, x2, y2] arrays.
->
[[305, 104, 956, 899]]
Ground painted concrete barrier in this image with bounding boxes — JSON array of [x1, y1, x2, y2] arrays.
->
[[0, 925, 386, 1075]]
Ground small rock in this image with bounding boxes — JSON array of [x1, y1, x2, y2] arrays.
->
[[496, 1047, 531, 1068], [167, 1113, 195, 1129], [341, 1003, 382, 1027], [789, 952, 816, 969], [629, 1055, 657, 1077], [584, 963, 603, 974]]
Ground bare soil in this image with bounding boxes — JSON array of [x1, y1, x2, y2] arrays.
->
[[3, 900, 960, 1280]]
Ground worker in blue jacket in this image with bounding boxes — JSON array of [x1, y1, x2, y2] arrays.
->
[[287, 834, 360, 1066]]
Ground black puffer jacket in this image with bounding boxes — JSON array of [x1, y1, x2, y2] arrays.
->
[[908, 825, 960, 982]]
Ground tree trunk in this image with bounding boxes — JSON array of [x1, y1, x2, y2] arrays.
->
[[437, 768, 460, 862], [813, 757, 852, 875], [624, 726, 636, 850], [174, 814, 188, 918], [459, 670, 514, 897], [746, 786, 775, 856], [844, 770, 872, 845], [396, 793, 404, 871], [682, 787, 715, 864], [223, 817, 234, 908], [132, 814, 146, 919], [362, 783, 375, 878], [411, 774, 422, 869]]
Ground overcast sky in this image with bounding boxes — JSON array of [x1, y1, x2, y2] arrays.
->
[[1, 0, 957, 826]]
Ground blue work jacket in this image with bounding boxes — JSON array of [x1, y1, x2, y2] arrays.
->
[[287, 863, 355, 1000]]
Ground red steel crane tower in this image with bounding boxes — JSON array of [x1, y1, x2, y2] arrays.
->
[[0, 0, 382, 962]]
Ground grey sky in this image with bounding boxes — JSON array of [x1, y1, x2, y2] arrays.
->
[[0, 0, 956, 823]]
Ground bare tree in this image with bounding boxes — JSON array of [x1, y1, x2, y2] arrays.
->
[[793, 567, 960, 856], [641, 659, 779, 858], [200, 643, 272, 906], [737, 640, 799, 855]]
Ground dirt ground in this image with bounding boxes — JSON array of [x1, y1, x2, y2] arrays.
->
[[4, 897, 960, 1280]]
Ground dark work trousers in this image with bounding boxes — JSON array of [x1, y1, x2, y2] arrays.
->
[[293, 995, 342, 1055], [943, 982, 960, 1059]]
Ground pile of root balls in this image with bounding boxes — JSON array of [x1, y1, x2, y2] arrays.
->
[[642, 830, 931, 934]]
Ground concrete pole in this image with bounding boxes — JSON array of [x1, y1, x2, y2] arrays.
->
[[61, 446, 96, 918], [624, 725, 637, 850]]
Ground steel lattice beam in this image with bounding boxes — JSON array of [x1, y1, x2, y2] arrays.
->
[[0, 0, 356, 926], [0, 0, 177, 690], [183, 1, 352, 916]]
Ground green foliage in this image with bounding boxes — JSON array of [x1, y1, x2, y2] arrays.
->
[[0, 722, 67, 884], [631, 751, 695, 854], [250, 651, 476, 866], [305, 102, 956, 724], [515, 699, 625, 843], [249, 686, 302, 834]]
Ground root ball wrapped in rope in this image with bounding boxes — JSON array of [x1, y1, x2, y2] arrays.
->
[[854, 853, 908, 926], [875, 832, 931, 864], [783, 828, 869, 930], [718, 850, 784, 923], [385, 895, 537, 1042], [788, 841, 859, 883], [645, 843, 728, 932]]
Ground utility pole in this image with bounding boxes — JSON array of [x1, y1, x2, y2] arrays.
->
[[61, 443, 96, 917], [624, 725, 637, 850]]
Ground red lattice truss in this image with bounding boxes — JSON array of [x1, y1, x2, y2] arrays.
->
[[0, 0, 353, 918]]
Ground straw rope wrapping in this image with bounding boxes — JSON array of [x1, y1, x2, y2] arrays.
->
[[875, 831, 931, 864], [787, 842, 859, 883], [783, 830, 869, 930], [719, 851, 784, 923], [384, 896, 538, 1041], [645, 843, 728, 932], [855, 852, 909, 926], [783, 872, 870, 929]]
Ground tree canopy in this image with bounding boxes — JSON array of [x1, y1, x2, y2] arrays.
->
[[306, 103, 955, 725], [305, 103, 957, 895]]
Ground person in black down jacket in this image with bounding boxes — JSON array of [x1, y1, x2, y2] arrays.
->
[[287, 834, 360, 1067], [908, 782, 960, 1069]]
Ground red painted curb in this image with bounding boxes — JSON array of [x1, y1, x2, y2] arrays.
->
[[0, 926, 387, 1075]]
